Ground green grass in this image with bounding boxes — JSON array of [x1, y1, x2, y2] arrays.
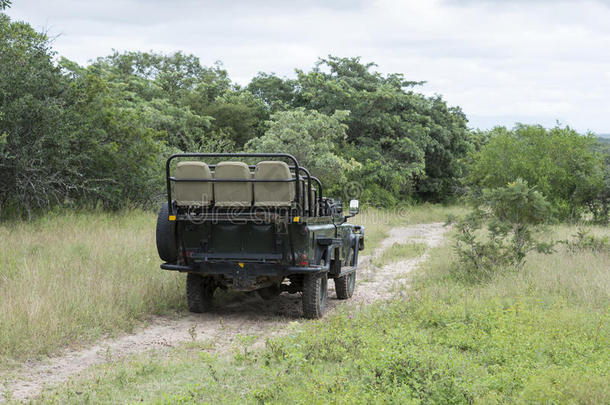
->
[[0, 210, 184, 366], [372, 242, 427, 267], [34, 222, 609, 404], [0, 203, 458, 366]]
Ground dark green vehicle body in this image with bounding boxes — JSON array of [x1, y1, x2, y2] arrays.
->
[[156, 153, 364, 318]]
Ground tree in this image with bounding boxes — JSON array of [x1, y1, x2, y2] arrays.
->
[[200, 89, 268, 148], [62, 71, 164, 207], [89, 51, 266, 149], [466, 124, 606, 220], [248, 56, 473, 205], [0, 16, 166, 217], [247, 72, 297, 111], [589, 138, 610, 223], [245, 108, 356, 192], [0, 14, 76, 216]]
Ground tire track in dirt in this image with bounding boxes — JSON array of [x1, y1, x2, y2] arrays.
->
[[1, 223, 447, 402]]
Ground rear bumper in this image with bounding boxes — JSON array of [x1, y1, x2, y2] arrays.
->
[[159, 243, 361, 290], [160, 263, 195, 272], [160, 261, 329, 275]]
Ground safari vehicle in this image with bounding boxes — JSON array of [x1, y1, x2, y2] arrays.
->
[[155, 153, 364, 319]]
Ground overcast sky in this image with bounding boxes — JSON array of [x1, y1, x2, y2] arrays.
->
[[6, 0, 610, 134]]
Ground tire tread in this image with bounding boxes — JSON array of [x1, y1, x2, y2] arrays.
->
[[186, 273, 214, 313], [302, 273, 327, 319], [156, 202, 177, 262]]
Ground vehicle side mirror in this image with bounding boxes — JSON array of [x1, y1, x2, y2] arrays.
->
[[349, 199, 359, 216]]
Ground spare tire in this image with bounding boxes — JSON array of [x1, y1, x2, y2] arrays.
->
[[156, 202, 177, 262]]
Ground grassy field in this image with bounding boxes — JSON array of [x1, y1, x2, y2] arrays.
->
[[0, 210, 184, 366], [33, 222, 609, 404], [0, 204, 463, 366]]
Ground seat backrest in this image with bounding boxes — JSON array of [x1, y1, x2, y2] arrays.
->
[[213, 161, 252, 207], [253, 161, 295, 207], [174, 161, 213, 207]]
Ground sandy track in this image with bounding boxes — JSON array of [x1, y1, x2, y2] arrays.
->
[[2, 223, 447, 402]]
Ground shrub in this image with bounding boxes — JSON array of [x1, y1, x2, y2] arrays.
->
[[561, 228, 610, 253], [467, 124, 606, 221], [449, 179, 554, 276]]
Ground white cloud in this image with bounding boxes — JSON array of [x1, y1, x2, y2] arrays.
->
[[6, 0, 610, 133]]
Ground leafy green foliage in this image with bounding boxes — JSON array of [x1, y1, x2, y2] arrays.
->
[[589, 138, 610, 223], [247, 57, 473, 205], [246, 108, 357, 191], [10, 12, 603, 218], [450, 179, 554, 276], [0, 15, 270, 217], [467, 124, 606, 221], [0, 12, 478, 216], [247, 72, 297, 111], [0, 16, 172, 217], [0, 14, 73, 216], [80, 51, 266, 151]]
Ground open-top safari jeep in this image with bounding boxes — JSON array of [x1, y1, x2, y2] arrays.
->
[[156, 153, 364, 318]]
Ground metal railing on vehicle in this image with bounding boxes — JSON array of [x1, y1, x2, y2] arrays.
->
[[166, 153, 308, 216]]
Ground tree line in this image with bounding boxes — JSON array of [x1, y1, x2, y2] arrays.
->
[[1, 12, 608, 221]]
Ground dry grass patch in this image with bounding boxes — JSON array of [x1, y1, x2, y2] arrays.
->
[[0, 210, 184, 366]]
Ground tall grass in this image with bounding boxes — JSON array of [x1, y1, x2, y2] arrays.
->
[[0, 204, 461, 365], [0, 210, 184, 366], [425, 224, 610, 309], [37, 223, 609, 403]]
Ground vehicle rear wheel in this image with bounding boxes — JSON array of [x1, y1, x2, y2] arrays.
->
[[335, 249, 356, 299], [302, 271, 328, 319], [156, 202, 177, 262], [258, 284, 281, 300], [186, 273, 216, 313]]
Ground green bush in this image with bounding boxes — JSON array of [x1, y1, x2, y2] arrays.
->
[[449, 179, 554, 277], [0, 15, 164, 216], [561, 228, 610, 253], [245, 108, 356, 193], [467, 124, 606, 221]]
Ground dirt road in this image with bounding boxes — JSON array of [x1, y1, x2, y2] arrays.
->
[[2, 223, 447, 402]]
